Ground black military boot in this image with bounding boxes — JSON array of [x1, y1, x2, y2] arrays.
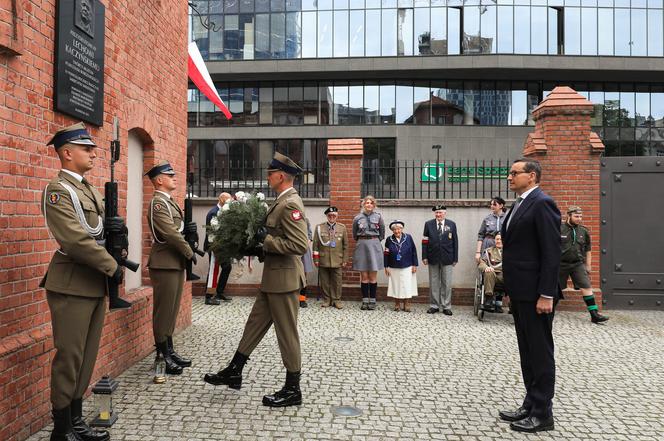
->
[[50, 405, 81, 441], [167, 336, 192, 367], [205, 294, 221, 305], [262, 371, 302, 408], [156, 341, 183, 375], [203, 351, 248, 389], [70, 398, 109, 441], [590, 310, 609, 324]]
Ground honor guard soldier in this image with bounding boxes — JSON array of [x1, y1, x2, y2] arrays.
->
[[560, 206, 608, 324], [312, 206, 349, 309], [42, 123, 120, 441], [204, 152, 309, 408], [146, 161, 195, 375]]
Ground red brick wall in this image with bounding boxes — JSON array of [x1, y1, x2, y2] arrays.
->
[[327, 139, 363, 285], [523, 86, 605, 309], [0, 1, 190, 440]]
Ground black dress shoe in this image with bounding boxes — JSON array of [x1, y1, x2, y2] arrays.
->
[[499, 406, 530, 422], [590, 310, 609, 324], [443, 309, 453, 316], [262, 371, 302, 408], [71, 398, 110, 441], [205, 295, 221, 305], [510, 415, 554, 433], [426, 307, 439, 314], [216, 293, 232, 302]]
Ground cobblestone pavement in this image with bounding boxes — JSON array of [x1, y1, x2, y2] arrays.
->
[[28, 297, 664, 441]]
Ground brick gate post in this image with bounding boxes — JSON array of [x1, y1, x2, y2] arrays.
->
[[327, 139, 363, 286], [522, 86, 605, 310]]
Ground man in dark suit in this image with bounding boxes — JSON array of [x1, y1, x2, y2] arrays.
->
[[421, 205, 458, 315], [499, 158, 561, 433], [204, 192, 233, 305]]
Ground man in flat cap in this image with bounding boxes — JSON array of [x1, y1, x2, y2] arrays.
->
[[312, 206, 349, 309], [560, 206, 608, 324], [146, 161, 196, 376], [205, 151, 309, 408], [422, 204, 458, 315], [42, 122, 120, 441]]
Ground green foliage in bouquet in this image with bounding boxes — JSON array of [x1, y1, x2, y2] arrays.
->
[[207, 192, 268, 263]]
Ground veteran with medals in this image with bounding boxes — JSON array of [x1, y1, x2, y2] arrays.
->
[[146, 161, 195, 376], [42, 123, 119, 441], [204, 152, 309, 408], [312, 206, 349, 309]]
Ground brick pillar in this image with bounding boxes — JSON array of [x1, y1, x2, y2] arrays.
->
[[522, 86, 605, 310], [327, 139, 363, 285]]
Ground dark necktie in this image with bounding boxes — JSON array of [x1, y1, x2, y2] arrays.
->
[[506, 197, 523, 230], [437, 222, 442, 236]]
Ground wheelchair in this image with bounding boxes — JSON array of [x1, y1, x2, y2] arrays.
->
[[473, 268, 506, 322]]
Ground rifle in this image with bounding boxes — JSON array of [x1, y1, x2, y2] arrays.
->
[[183, 173, 205, 281], [104, 117, 140, 309]]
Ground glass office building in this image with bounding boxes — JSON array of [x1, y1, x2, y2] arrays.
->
[[187, 0, 664, 194]]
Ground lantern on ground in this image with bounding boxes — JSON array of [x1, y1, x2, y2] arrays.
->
[[89, 375, 119, 427]]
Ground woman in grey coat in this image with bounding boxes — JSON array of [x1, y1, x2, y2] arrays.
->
[[352, 195, 385, 310]]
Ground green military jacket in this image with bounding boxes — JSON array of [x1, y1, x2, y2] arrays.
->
[[561, 222, 590, 265], [261, 187, 309, 293], [478, 246, 503, 273], [40, 171, 118, 297], [312, 222, 348, 268], [147, 191, 194, 270]]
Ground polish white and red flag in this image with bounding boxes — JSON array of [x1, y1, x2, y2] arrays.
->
[[187, 42, 232, 120]]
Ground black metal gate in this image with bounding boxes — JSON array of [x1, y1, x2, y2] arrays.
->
[[600, 157, 664, 310]]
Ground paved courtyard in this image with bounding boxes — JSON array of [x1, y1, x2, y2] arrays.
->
[[29, 297, 664, 440]]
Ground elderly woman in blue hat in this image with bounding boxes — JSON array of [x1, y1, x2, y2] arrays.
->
[[384, 220, 419, 312]]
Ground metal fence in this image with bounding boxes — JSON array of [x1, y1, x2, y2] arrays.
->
[[189, 160, 329, 199], [362, 159, 514, 200]]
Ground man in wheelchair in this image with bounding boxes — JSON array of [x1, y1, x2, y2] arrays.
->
[[478, 233, 505, 313]]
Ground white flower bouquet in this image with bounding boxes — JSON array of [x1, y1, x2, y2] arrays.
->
[[207, 192, 268, 262]]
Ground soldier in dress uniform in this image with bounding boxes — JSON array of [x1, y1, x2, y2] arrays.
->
[[204, 152, 309, 408], [146, 161, 195, 375], [42, 122, 120, 441], [560, 206, 608, 324], [312, 206, 349, 309]]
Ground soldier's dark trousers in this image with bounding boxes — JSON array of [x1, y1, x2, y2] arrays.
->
[[237, 290, 301, 372], [47, 291, 105, 409], [150, 269, 185, 343]]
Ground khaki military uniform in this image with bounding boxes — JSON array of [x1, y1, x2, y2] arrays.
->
[[237, 187, 309, 372], [559, 222, 592, 290], [478, 246, 504, 296], [41, 171, 118, 409], [147, 191, 194, 343], [312, 222, 348, 306]]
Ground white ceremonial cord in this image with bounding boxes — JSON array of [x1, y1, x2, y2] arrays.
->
[[150, 197, 183, 244], [316, 224, 334, 246], [59, 181, 104, 237]]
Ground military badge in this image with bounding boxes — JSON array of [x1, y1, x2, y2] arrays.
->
[[48, 193, 60, 204], [154, 203, 163, 211], [291, 210, 302, 221]]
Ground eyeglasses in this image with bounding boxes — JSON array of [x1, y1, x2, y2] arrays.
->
[[508, 170, 530, 177]]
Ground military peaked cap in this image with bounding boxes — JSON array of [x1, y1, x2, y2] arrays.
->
[[267, 152, 302, 176], [145, 160, 176, 179], [47, 122, 96, 149], [324, 206, 339, 215]]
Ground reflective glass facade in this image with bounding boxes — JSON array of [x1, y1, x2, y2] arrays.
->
[[189, 1, 664, 59]]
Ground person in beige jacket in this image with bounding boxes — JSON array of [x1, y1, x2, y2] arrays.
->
[[312, 206, 349, 309], [204, 152, 309, 408], [42, 122, 120, 441], [146, 161, 195, 375]]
